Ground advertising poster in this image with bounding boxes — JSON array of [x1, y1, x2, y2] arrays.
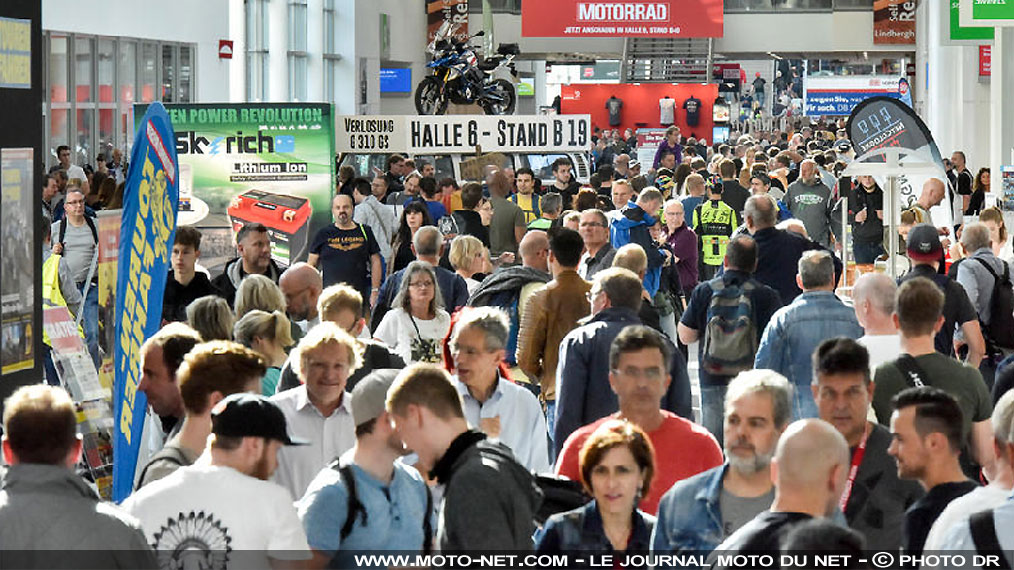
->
[[635, 128, 668, 168], [973, 0, 1014, 21], [1, 147, 35, 375], [951, 0, 994, 41], [0, 17, 31, 89], [97, 210, 121, 390], [873, 0, 916, 44], [137, 103, 335, 272], [114, 102, 179, 502], [1002, 166, 1014, 211], [427, 0, 469, 44], [522, 0, 723, 38], [804, 76, 909, 116]]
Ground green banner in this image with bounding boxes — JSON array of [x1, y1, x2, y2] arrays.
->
[[973, 0, 1014, 20], [953, 0, 995, 40], [135, 103, 335, 272]]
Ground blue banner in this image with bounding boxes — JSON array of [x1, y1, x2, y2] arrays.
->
[[112, 102, 179, 502]]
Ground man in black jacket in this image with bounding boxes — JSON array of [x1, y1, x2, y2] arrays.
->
[[387, 364, 542, 551], [162, 226, 218, 323], [211, 222, 282, 306]]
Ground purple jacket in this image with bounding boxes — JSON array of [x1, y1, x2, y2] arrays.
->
[[666, 223, 699, 292], [653, 140, 683, 169]]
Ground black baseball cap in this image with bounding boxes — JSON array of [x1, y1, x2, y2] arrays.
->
[[906, 223, 943, 263], [211, 393, 309, 446]]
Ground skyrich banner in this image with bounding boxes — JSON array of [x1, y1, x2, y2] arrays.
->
[[846, 96, 953, 228], [113, 102, 179, 502], [136, 103, 335, 272], [803, 76, 910, 116], [873, 0, 916, 44], [522, 0, 723, 38]]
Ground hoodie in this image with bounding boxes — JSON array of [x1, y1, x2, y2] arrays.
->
[[432, 430, 543, 552], [610, 203, 665, 297], [210, 257, 282, 306]]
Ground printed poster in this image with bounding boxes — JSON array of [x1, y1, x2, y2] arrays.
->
[[1, 148, 35, 374], [97, 210, 121, 390]]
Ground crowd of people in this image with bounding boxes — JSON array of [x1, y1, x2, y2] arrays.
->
[[8, 124, 1014, 569]]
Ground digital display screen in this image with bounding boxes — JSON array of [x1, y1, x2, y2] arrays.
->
[[713, 125, 731, 144], [380, 68, 412, 93]]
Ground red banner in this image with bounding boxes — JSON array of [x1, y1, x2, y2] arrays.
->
[[523, 0, 722, 38], [980, 45, 992, 77], [873, 0, 916, 44]]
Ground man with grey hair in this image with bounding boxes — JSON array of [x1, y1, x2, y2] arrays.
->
[[956, 221, 1013, 361], [652, 370, 792, 555], [853, 272, 901, 376], [709, 418, 850, 566], [449, 306, 550, 472], [755, 250, 863, 419], [555, 267, 692, 455], [610, 186, 667, 297], [371, 225, 468, 330], [742, 193, 841, 303], [527, 192, 562, 231], [929, 389, 1014, 553], [784, 159, 837, 249]]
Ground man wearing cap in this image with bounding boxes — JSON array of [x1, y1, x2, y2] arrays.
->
[[123, 393, 311, 566], [899, 223, 984, 367], [297, 370, 432, 568]]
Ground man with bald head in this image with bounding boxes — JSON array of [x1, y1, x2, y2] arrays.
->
[[280, 262, 324, 335], [853, 272, 901, 375], [784, 159, 837, 249], [710, 418, 849, 565], [909, 178, 950, 239]]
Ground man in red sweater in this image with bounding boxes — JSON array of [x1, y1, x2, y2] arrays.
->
[[554, 325, 723, 514]]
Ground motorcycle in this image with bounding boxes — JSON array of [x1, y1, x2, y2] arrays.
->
[[415, 21, 519, 116]]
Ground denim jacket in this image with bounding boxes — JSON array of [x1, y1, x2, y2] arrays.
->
[[651, 464, 726, 556], [536, 500, 655, 564]]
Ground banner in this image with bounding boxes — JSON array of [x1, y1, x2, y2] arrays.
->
[[97, 210, 121, 390], [803, 76, 909, 116], [873, 0, 916, 44], [973, 0, 1014, 21], [0, 17, 31, 89], [137, 103, 335, 272], [427, 0, 469, 44], [846, 96, 953, 228], [1, 147, 35, 374], [522, 0, 723, 38], [113, 102, 179, 502], [951, 0, 994, 41], [335, 115, 592, 154]]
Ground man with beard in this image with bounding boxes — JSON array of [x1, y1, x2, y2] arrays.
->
[[652, 369, 791, 555], [123, 393, 311, 567], [308, 194, 382, 311], [297, 370, 433, 568]]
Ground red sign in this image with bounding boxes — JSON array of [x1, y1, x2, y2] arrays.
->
[[523, 0, 722, 38], [980, 45, 992, 76], [218, 40, 234, 59]]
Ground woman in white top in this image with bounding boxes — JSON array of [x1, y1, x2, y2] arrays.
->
[[448, 235, 488, 294], [978, 207, 1014, 265], [373, 261, 451, 364]]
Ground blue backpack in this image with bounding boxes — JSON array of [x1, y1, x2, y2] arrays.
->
[[701, 278, 758, 376]]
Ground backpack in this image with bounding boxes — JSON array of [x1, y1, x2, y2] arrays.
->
[[970, 509, 1012, 570], [332, 462, 433, 554], [136, 445, 189, 490], [972, 258, 1014, 350], [58, 213, 99, 247], [701, 278, 758, 376]]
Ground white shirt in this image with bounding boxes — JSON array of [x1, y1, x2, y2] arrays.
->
[[373, 307, 451, 364], [270, 385, 356, 500], [923, 484, 1011, 554], [858, 333, 902, 380], [452, 374, 551, 473], [122, 464, 310, 563]]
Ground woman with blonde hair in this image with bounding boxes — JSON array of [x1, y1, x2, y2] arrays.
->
[[186, 295, 234, 341], [233, 309, 294, 395], [233, 274, 286, 318], [979, 206, 1014, 264], [448, 235, 487, 293]]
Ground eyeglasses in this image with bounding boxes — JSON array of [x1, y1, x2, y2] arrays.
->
[[611, 367, 665, 381], [409, 281, 434, 289]]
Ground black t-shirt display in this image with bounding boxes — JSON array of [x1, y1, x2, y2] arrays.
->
[[605, 96, 623, 127], [683, 96, 702, 127], [309, 224, 380, 295]]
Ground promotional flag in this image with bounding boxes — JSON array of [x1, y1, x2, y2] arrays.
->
[[846, 96, 954, 229], [112, 102, 179, 502]]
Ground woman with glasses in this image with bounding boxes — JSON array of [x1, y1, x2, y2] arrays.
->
[[373, 261, 450, 364], [536, 420, 656, 564]]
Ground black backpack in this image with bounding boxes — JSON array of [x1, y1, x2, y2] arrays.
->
[[972, 258, 1014, 351], [332, 462, 433, 554]]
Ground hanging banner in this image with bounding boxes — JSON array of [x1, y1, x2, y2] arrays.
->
[[873, 0, 916, 44], [0, 17, 31, 89], [951, 0, 994, 41], [335, 114, 592, 154], [427, 0, 469, 44], [137, 103, 335, 272], [113, 102, 179, 502], [97, 210, 121, 390], [804, 76, 909, 116], [1, 147, 35, 375], [846, 96, 953, 228], [522, 0, 723, 38]]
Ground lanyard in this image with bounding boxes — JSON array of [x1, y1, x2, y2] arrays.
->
[[838, 423, 870, 513]]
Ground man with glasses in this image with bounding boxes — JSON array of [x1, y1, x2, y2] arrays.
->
[[448, 307, 550, 472], [51, 187, 100, 370], [555, 325, 721, 514], [577, 209, 616, 280]]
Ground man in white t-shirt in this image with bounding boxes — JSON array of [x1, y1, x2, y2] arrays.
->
[[123, 393, 311, 568], [852, 273, 901, 377]]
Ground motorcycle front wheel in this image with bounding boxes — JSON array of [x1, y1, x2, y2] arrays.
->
[[481, 79, 517, 115], [415, 77, 449, 115]]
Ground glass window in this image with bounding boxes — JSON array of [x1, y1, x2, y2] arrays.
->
[[289, 1, 308, 52], [75, 108, 94, 173], [75, 37, 93, 103], [118, 40, 136, 105], [140, 42, 157, 103], [179, 45, 193, 102], [247, 0, 269, 101], [98, 108, 115, 162], [323, 0, 336, 54], [324, 59, 337, 102], [162, 44, 175, 102], [289, 55, 307, 101]]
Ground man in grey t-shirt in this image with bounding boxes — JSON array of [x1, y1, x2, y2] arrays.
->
[[51, 187, 100, 371]]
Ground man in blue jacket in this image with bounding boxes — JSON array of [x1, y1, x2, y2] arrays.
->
[[553, 267, 692, 455], [610, 187, 667, 297]]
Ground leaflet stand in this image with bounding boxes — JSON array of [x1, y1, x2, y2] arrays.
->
[[842, 147, 942, 279]]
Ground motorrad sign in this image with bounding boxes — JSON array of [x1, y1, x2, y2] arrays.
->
[[335, 115, 592, 154], [523, 0, 723, 37]]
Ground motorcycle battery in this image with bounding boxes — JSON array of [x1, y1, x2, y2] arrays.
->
[[227, 189, 312, 267]]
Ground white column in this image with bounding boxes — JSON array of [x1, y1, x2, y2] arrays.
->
[[990, 28, 1014, 202]]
